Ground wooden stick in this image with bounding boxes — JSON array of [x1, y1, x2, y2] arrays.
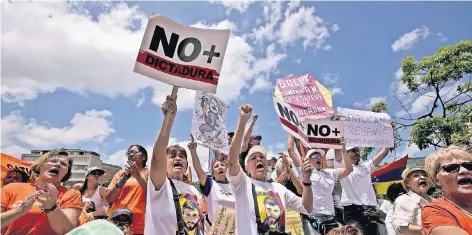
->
[[161, 86, 179, 137]]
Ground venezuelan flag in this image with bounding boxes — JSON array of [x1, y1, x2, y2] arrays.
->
[[371, 155, 408, 195]]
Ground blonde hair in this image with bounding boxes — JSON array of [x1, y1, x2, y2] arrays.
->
[[30, 149, 72, 182], [425, 146, 472, 185]]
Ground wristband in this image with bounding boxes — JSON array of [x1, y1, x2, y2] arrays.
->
[[302, 181, 312, 186], [41, 203, 58, 213]]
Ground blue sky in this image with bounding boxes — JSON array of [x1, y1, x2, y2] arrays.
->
[[2, 1, 471, 170]]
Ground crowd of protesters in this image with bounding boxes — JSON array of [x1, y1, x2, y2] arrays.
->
[[1, 98, 471, 235]]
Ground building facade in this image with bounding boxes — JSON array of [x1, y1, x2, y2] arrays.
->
[[21, 149, 120, 187]]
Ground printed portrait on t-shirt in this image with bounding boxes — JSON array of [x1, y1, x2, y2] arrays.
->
[[178, 193, 203, 235], [256, 190, 286, 232]]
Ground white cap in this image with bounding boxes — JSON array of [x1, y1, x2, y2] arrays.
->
[[306, 149, 326, 158], [245, 146, 268, 167]]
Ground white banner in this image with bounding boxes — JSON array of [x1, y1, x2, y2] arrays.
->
[[134, 15, 230, 93], [191, 91, 229, 154], [337, 108, 394, 148], [273, 96, 310, 147], [305, 120, 344, 149]]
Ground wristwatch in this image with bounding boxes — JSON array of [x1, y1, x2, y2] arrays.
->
[[302, 181, 312, 186], [41, 203, 59, 213]]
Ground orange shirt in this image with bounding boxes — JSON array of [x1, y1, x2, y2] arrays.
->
[[421, 197, 472, 235], [1, 182, 82, 235], [108, 169, 147, 234]]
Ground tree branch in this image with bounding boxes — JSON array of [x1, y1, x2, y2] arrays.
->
[[393, 96, 414, 120]]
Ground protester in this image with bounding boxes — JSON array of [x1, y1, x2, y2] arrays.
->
[[272, 153, 303, 195], [227, 104, 314, 235], [384, 183, 406, 235], [391, 168, 432, 235], [334, 145, 390, 235], [188, 133, 235, 232], [238, 114, 259, 171], [421, 146, 472, 235], [326, 225, 363, 235], [145, 96, 204, 235], [105, 144, 148, 235], [110, 208, 134, 235], [1, 149, 82, 234], [267, 156, 278, 179], [74, 167, 108, 222], [301, 138, 353, 235], [2, 169, 29, 186]]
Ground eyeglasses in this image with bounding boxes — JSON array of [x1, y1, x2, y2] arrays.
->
[[441, 161, 472, 173]]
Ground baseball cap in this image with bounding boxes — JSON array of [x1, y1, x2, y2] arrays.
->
[[250, 135, 262, 141], [245, 145, 267, 167], [306, 149, 326, 158], [401, 168, 426, 180], [111, 208, 133, 222], [86, 167, 105, 177]]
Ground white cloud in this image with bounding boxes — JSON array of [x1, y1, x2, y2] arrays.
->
[[2, 2, 285, 111], [1, 109, 114, 157], [330, 87, 344, 96], [331, 23, 340, 32], [391, 26, 430, 52], [278, 6, 331, 50], [275, 142, 285, 150], [390, 67, 415, 104], [136, 93, 146, 107], [322, 73, 340, 85], [293, 58, 301, 64], [252, 1, 283, 43], [354, 96, 386, 109], [398, 143, 421, 159], [408, 83, 462, 114], [437, 32, 448, 43], [209, 0, 256, 14], [249, 43, 287, 93]]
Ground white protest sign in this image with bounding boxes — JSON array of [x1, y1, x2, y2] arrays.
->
[[273, 96, 310, 147], [191, 91, 229, 154], [305, 120, 344, 149], [134, 15, 230, 93], [337, 108, 394, 148]]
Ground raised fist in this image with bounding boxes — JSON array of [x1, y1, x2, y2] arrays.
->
[[238, 104, 253, 121]]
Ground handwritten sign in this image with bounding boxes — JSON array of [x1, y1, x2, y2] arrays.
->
[[134, 15, 230, 93], [337, 108, 394, 148], [276, 74, 334, 121], [305, 120, 344, 149], [208, 205, 236, 235], [285, 210, 303, 235]]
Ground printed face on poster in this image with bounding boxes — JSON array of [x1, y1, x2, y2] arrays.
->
[[276, 74, 334, 121], [134, 15, 230, 93], [337, 108, 394, 148], [191, 91, 229, 154]]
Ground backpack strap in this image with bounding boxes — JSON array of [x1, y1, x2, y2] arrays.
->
[[169, 178, 186, 235], [251, 183, 262, 227]]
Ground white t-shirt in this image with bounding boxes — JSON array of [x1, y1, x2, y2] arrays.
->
[[145, 177, 204, 235], [310, 168, 340, 216], [334, 158, 377, 206], [378, 199, 395, 235], [200, 177, 235, 228], [229, 169, 308, 235]]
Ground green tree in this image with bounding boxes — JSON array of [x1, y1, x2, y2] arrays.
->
[[373, 40, 472, 151]]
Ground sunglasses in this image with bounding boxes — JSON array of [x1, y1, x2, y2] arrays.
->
[[89, 171, 103, 176], [441, 161, 472, 173], [308, 153, 322, 159]]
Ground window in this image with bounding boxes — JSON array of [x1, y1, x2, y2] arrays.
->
[[74, 165, 87, 170]]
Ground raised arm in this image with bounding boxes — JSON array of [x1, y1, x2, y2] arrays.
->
[[150, 95, 178, 191], [188, 134, 208, 186], [337, 138, 353, 180], [241, 114, 258, 152], [287, 135, 302, 168], [228, 105, 253, 176], [372, 148, 390, 167], [300, 157, 314, 212]]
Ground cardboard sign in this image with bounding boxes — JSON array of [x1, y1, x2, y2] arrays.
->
[[273, 96, 310, 147], [276, 74, 334, 121], [191, 91, 229, 154], [337, 108, 394, 148], [134, 15, 230, 93], [1, 153, 32, 187], [208, 205, 236, 235], [285, 210, 303, 235], [305, 120, 344, 149]]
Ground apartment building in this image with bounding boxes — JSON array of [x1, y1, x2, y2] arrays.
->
[[21, 149, 107, 187]]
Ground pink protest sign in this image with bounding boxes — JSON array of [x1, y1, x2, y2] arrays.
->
[[275, 74, 334, 121]]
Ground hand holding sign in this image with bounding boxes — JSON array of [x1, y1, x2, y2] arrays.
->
[[301, 157, 313, 182], [187, 134, 197, 151]]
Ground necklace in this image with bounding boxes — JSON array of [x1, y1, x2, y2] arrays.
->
[[444, 197, 472, 218]]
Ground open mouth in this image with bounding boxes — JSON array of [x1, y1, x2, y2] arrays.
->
[[218, 170, 224, 175], [49, 169, 59, 176], [256, 163, 264, 170], [173, 162, 183, 169], [458, 177, 472, 186], [418, 180, 428, 187]]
